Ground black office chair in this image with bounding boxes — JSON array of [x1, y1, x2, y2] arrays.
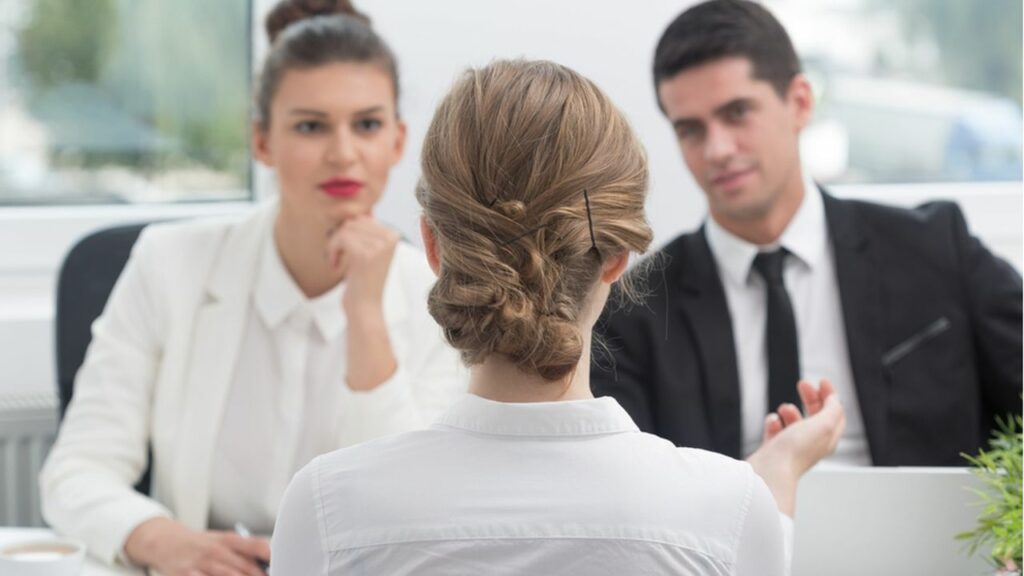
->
[[55, 222, 154, 495]]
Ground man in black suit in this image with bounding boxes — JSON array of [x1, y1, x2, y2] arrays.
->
[[592, 0, 1022, 466]]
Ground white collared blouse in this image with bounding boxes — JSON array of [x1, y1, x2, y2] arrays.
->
[[271, 394, 788, 575]]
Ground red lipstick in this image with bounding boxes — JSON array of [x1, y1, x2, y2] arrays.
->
[[319, 178, 363, 198]]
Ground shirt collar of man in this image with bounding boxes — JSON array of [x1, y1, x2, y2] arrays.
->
[[705, 171, 827, 288], [254, 232, 347, 341], [435, 393, 640, 437]]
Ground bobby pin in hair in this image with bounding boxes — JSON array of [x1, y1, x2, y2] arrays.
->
[[496, 190, 600, 256], [583, 189, 600, 256]]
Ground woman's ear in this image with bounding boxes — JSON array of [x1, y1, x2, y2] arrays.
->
[[600, 252, 629, 284], [252, 122, 273, 167], [391, 120, 408, 165], [420, 216, 440, 276]]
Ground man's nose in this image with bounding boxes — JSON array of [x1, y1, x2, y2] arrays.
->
[[704, 124, 737, 164]]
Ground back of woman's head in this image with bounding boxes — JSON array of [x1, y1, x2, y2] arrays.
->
[[255, 0, 398, 128], [417, 59, 653, 382]]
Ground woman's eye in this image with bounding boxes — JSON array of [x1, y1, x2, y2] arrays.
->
[[295, 120, 325, 134]]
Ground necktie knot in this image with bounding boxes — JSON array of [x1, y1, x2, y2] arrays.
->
[[752, 249, 788, 286]]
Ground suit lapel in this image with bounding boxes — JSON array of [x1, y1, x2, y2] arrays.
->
[[173, 202, 276, 529], [674, 230, 743, 457], [823, 191, 888, 464]]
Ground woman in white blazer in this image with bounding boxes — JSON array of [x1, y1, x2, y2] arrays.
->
[[39, 2, 464, 574]]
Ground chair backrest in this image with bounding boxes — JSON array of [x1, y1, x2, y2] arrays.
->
[[55, 222, 153, 494]]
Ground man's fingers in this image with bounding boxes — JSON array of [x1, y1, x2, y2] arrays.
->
[[796, 380, 819, 414], [818, 378, 836, 401], [763, 413, 783, 441], [776, 403, 802, 427]]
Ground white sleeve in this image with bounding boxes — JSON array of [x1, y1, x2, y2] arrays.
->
[[39, 229, 172, 565], [778, 511, 793, 575], [271, 459, 328, 576], [734, 471, 788, 576], [335, 249, 466, 446]]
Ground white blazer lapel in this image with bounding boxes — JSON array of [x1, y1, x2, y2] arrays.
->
[[173, 202, 276, 529]]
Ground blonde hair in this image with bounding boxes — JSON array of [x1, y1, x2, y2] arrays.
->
[[417, 60, 652, 381]]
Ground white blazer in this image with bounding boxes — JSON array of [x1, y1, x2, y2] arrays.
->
[[40, 200, 466, 564]]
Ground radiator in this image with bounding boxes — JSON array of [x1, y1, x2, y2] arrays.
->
[[0, 391, 58, 527]]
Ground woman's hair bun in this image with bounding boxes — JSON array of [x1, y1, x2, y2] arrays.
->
[[493, 199, 527, 222], [265, 0, 370, 44]]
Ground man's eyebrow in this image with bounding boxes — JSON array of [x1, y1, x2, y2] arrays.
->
[[671, 116, 702, 130], [713, 97, 754, 116]]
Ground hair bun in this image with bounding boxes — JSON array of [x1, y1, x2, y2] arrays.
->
[[494, 199, 527, 222], [265, 0, 370, 44]]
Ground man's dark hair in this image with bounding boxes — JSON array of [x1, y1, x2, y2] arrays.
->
[[653, 0, 801, 107]]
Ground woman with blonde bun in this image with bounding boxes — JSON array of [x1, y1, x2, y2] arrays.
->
[[39, 2, 464, 574], [272, 59, 843, 575]]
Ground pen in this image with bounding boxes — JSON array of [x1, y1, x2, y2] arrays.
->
[[234, 522, 270, 574]]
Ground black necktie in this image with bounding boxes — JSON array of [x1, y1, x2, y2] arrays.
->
[[752, 249, 801, 412]]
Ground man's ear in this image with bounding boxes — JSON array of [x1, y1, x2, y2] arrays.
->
[[420, 215, 440, 276], [600, 252, 630, 284], [787, 74, 815, 130]]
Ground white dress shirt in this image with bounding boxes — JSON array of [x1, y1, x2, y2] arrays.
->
[[271, 394, 790, 575], [705, 176, 871, 465], [209, 232, 353, 533]]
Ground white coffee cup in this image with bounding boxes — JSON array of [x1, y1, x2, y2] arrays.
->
[[0, 538, 85, 576]]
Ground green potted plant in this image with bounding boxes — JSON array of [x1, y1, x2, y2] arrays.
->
[[957, 414, 1023, 574]]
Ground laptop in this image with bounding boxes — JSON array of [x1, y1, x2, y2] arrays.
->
[[792, 467, 992, 576]]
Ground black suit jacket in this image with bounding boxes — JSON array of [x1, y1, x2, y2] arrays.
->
[[592, 190, 1022, 465]]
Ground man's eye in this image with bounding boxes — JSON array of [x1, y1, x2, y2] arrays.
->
[[677, 124, 702, 140], [725, 105, 748, 121], [355, 118, 383, 133]]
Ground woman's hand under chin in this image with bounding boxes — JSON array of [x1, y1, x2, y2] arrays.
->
[[327, 213, 400, 315], [326, 213, 400, 391]]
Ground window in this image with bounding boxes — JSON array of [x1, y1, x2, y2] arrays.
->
[[771, 0, 1023, 185], [0, 0, 252, 205]]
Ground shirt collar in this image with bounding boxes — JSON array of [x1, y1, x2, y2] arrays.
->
[[704, 172, 827, 288], [435, 393, 640, 437], [254, 233, 346, 341]]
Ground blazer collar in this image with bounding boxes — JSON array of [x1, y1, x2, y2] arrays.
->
[[822, 189, 887, 464], [670, 231, 743, 457], [821, 187, 868, 251], [175, 200, 278, 529], [205, 199, 278, 301]]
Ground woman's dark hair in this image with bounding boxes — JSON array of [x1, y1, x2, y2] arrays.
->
[[255, 0, 399, 128], [653, 0, 800, 107]]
